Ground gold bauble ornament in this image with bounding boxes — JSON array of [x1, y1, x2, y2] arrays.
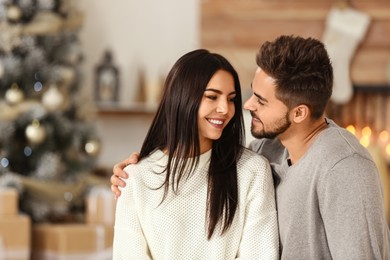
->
[[7, 5, 22, 22], [25, 120, 46, 145], [58, 66, 76, 86], [84, 139, 101, 156], [5, 83, 24, 105]]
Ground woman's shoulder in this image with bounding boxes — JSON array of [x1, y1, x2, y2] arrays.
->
[[237, 149, 273, 191], [237, 148, 271, 176], [122, 149, 165, 183], [239, 147, 270, 166]]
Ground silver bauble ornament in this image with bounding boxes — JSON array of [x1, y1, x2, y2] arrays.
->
[[85, 139, 101, 156], [42, 84, 63, 110]]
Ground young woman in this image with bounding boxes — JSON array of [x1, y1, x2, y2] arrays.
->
[[112, 49, 279, 259]]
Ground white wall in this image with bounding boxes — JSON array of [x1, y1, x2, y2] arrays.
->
[[95, 114, 154, 167], [77, 0, 200, 167], [78, 0, 200, 104]]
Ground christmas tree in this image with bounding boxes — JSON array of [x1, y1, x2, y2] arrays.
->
[[0, 0, 101, 223]]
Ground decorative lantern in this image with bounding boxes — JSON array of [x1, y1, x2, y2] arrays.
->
[[94, 50, 120, 106]]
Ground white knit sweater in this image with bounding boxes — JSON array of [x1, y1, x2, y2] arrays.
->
[[112, 148, 279, 260]]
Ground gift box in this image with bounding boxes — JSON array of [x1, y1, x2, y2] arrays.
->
[[0, 214, 31, 260], [85, 186, 116, 226], [32, 223, 114, 260], [0, 188, 18, 215]]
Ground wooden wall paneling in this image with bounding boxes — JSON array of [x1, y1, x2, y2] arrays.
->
[[351, 48, 390, 84], [201, 0, 390, 85]]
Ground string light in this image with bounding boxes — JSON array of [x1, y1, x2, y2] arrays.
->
[[0, 157, 9, 168], [379, 130, 389, 143], [385, 144, 390, 157], [346, 125, 356, 135], [358, 126, 371, 147], [362, 126, 372, 138], [360, 137, 370, 148]]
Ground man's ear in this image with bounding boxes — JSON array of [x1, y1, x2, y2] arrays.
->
[[292, 105, 309, 123]]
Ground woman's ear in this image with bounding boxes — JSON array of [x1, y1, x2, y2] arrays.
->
[[292, 105, 309, 123]]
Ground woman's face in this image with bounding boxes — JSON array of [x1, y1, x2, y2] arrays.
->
[[197, 70, 236, 153]]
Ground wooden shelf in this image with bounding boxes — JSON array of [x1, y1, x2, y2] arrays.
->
[[354, 84, 390, 93], [96, 84, 390, 115], [97, 103, 157, 116]]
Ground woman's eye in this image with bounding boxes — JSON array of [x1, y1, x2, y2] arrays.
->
[[229, 97, 236, 102], [206, 95, 217, 100]]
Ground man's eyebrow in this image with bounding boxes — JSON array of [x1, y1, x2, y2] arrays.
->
[[205, 88, 236, 96], [250, 83, 268, 103]]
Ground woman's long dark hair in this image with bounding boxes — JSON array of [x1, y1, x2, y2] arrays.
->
[[139, 49, 245, 239]]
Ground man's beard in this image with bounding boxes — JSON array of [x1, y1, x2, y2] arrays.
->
[[251, 112, 291, 139]]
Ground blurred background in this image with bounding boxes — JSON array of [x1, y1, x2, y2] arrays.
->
[[0, 0, 389, 259]]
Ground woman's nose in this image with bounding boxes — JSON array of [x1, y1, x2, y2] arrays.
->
[[216, 100, 228, 114]]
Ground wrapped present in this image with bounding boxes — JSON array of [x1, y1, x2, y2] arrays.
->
[[85, 186, 116, 226], [0, 214, 31, 260], [0, 188, 18, 215], [32, 223, 114, 260]]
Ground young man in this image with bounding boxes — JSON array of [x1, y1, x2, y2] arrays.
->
[[110, 35, 390, 259]]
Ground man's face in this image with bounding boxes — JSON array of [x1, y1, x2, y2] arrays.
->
[[243, 67, 291, 139]]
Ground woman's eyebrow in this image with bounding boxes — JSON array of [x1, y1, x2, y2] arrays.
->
[[205, 88, 236, 95]]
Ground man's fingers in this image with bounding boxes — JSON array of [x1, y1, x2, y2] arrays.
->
[[111, 174, 125, 187], [111, 183, 120, 194], [111, 184, 121, 201], [110, 174, 117, 186], [128, 152, 140, 164], [113, 163, 129, 179], [110, 153, 140, 197]]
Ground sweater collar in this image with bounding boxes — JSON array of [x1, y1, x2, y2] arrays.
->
[[149, 149, 212, 169]]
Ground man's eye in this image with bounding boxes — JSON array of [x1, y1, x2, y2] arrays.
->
[[257, 99, 264, 105]]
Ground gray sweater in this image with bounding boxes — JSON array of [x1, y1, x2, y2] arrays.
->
[[249, 119, 390, 259]]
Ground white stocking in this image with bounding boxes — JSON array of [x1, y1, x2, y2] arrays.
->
[[322, 7, 370, 104]]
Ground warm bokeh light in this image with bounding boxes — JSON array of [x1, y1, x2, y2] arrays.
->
[[362, 126, 372, 138], [346, 125, 356, 135], [360, 136, 370, 148], [379, 130, 389, 143], [348, 125, 389, 159], [386, 144, 390, 157]]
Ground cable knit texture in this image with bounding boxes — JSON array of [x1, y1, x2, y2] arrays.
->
[[113, 148, 279, 260]]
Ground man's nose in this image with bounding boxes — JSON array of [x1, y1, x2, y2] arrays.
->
[[243, 95, 256, 111]]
